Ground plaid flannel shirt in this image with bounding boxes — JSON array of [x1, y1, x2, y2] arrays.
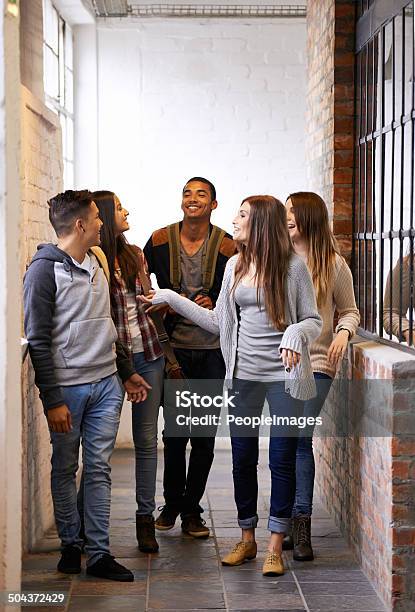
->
[[112, 250, 163, 362]]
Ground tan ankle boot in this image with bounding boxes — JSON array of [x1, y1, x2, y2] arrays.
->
[[221, 541, 257, 566], [262, 551, 284, 576]]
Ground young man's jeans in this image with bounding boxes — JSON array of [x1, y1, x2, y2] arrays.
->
[[50, 373, 123, 565], [162, 347, 225, 517], [131, 353, 164, 516], [292, 372, 332, 517], [229, 378, 302, 534]]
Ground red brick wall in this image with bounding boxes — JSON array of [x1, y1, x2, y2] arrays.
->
[[314, 342, 415, 611], [307, 2, 415, 610]]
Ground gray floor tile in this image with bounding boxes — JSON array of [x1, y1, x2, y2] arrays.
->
[[68, 595, 146, 611], [225, 580, 299, 594], [227, 593, 304, 610], [305, 594, 386, 611], [300, 581, 380, 596], [293, 568, 368, 582], [149, 581, 225, 609], [22, 449, 387, 612]]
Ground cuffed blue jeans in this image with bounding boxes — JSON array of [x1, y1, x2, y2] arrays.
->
[[229, 379, 302, 534], [293, 372, 332, 517], [131, 353, 164, 516], [50, 373, 123, 565]]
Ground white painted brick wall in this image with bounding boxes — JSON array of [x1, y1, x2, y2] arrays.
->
[[92, 18, 307, 247], [21, 86, 63, 552], [20, 0, 44, 100]]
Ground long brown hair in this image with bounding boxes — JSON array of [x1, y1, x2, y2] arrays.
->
[[287, 192, 339, 307], [233, 195, 293, 331], [93, 190, 139, 291]]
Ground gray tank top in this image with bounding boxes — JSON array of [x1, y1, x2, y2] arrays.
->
[[234, 284, 285, 381]]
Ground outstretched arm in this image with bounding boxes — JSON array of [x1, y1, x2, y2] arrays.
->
[[140, 288, 220, 335], [139, 255, 236, 336]]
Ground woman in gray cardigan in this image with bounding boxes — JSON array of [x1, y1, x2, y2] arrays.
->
[[141, 195, 321, 577]]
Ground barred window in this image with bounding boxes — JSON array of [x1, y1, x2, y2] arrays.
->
[[355, 0, 415, 347], [43, 0, 74, 188]]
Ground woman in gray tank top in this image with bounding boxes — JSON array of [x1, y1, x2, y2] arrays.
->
[[140, 196, 321, 577]]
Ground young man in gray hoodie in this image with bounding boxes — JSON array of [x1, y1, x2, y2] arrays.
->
[[23, 190, 147, 581]]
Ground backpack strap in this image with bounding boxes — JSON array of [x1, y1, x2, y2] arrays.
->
[[167, 222, 181, 291], [90, 246, 110, 284], [201, 225, 226, 294]]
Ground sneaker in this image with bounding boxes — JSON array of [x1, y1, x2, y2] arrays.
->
[[136, 515, 159, 553], [181, 514, 210, 538], [221, 541, 257, 566], [57, 545, 81, 574], [86, 554, 134, 582], [155, 505, 179, 531], [262, 551, 285, 576]]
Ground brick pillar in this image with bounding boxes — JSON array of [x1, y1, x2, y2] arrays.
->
[[307, 3, 415, 611], [306, 0, 355, 258]]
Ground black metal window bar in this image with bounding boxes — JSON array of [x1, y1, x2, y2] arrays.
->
[[354, 0, 415, 347]]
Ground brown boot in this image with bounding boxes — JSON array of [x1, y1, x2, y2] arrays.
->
[[293, 515, 314, 561], [136, 515, 159, 553]]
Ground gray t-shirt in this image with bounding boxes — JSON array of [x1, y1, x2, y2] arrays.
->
[[170, 239, 220, 350], [234, 284, 285, 381]]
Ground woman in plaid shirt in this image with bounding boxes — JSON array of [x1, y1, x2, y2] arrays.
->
[[93, 190, 164, 555]]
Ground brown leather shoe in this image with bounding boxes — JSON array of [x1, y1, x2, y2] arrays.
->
[[155, 506, 179, 531], [221, 541, 257, 566], [181, 514, 210, 538], [136, 515, 159, 553], [262, 551, 284, 576]]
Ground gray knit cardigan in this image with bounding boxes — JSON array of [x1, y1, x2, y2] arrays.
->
[[151, 254, 322, 400]]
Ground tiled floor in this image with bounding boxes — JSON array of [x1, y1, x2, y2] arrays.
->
[[22, 449, 386, 611]]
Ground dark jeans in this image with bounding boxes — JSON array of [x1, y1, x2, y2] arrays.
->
[[229, 378, 302, 534], [293, 372, 332, 517], [162, 347, 225, 517]]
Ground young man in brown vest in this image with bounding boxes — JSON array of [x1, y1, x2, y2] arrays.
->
[[144, 177, 236, 537]]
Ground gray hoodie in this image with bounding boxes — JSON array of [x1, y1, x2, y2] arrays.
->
[[24, 244, 120, 410]]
